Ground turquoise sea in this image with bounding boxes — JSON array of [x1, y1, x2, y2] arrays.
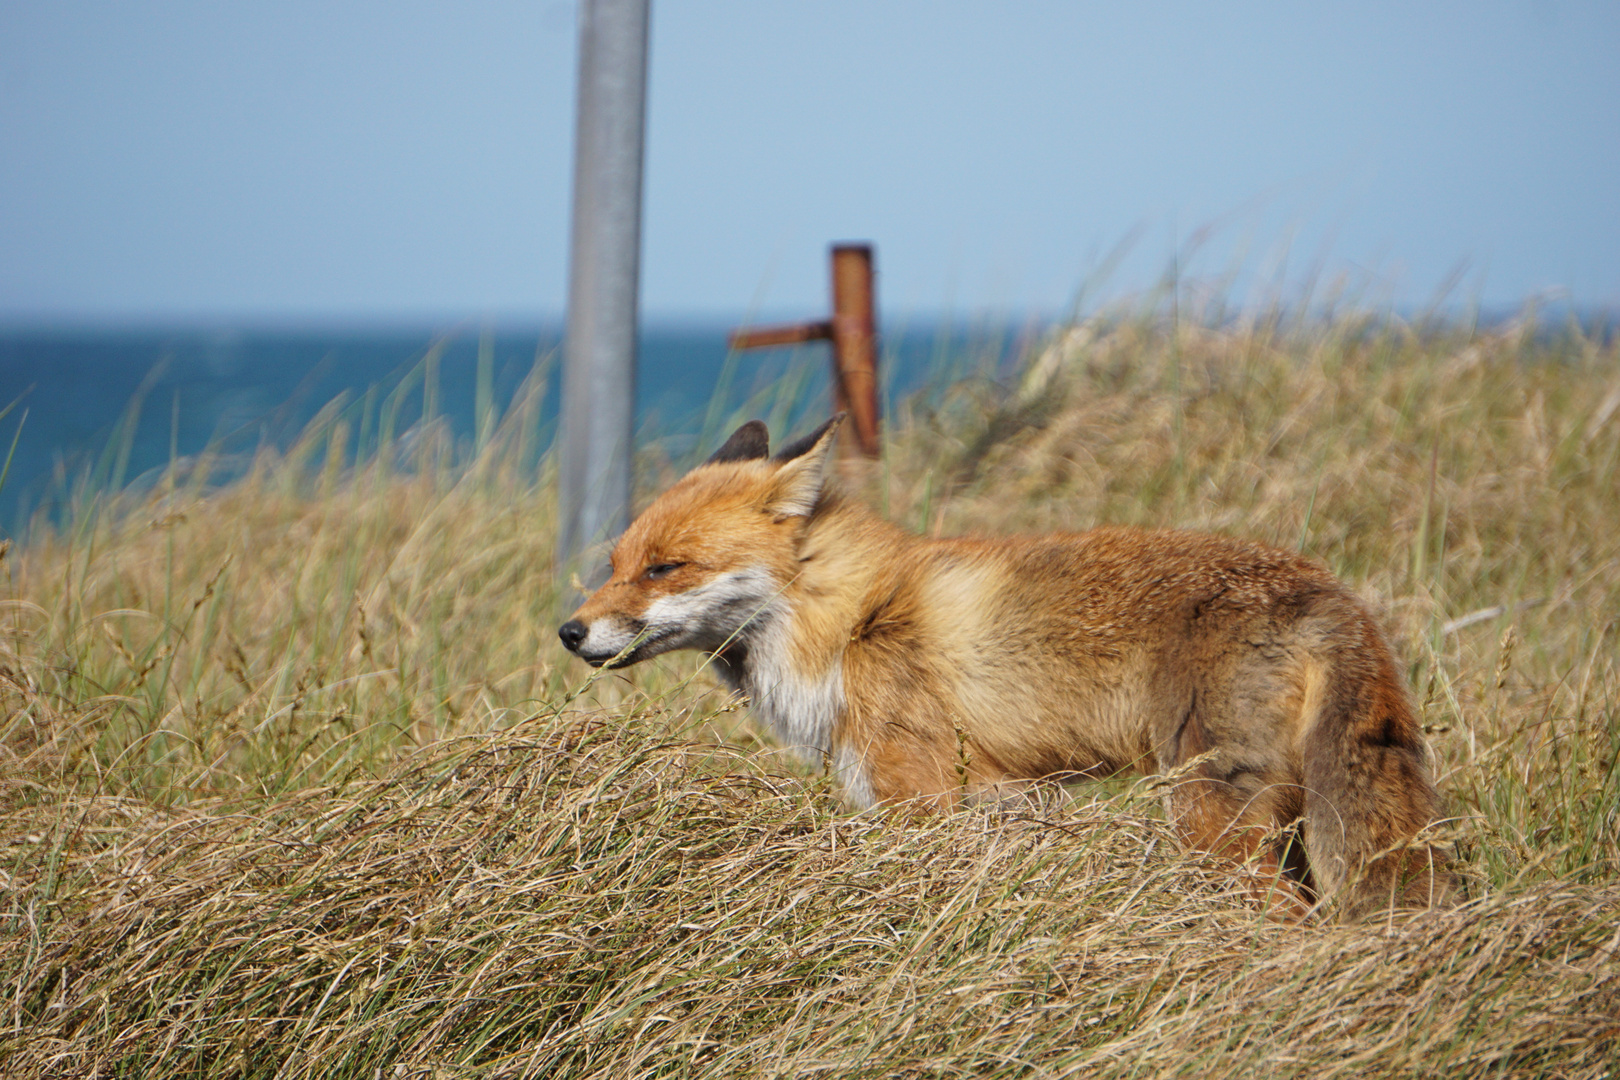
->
[[0, 321, 1020, 535]]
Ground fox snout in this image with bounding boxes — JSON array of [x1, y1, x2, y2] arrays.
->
[[556, 613, 648, 668], [557, 569, 774, 667]]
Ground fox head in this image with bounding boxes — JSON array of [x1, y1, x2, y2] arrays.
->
[[557, 414, 843, 668]]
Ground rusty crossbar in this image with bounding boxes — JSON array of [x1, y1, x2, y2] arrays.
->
[[728, 244, 881, 457]]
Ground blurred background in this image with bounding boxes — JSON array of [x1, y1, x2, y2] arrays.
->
[[1, 0, 1617, 529]]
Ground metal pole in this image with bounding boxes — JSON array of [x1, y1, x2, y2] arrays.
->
[[557, 0, 650, 578]]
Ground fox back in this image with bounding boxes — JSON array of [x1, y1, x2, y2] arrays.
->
[[560, 416, 1451, 920]]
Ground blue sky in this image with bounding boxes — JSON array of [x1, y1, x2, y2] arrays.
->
[[1, 1, 1616, 321]]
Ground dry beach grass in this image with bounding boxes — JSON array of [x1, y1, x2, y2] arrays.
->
[[2, 310, 1617, 1077]]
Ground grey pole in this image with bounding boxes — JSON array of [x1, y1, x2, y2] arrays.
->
[[557, 0, 650, 579]]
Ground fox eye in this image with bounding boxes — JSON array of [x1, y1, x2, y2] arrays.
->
[[643, 562, 684, 580]]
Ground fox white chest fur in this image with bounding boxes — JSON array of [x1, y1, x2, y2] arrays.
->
[[726, 607, 845, 758], [716, 600, 865, 803]]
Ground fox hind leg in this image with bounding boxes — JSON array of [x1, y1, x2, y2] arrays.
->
[[1163, 758, 1318, 920]]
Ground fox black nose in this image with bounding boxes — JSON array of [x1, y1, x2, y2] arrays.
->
[[558, 620, 588, 652]]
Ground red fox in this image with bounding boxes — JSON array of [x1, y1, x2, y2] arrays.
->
[[559, 415, 1450, 919]]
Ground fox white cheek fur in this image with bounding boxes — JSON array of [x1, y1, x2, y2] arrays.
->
[[642, 567, 780, 646]]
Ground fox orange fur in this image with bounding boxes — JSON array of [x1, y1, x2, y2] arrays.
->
[[559, 415, 1450, 919]]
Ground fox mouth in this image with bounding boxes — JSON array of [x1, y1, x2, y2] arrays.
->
[[571, 626, 679, 668], [578, 650, 634, 669]]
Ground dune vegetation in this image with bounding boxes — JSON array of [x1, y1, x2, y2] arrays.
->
[[2, 306, 1617, 1077]]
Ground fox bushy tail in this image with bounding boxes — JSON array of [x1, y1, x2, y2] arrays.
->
[[1300, 647, 1452, 919]]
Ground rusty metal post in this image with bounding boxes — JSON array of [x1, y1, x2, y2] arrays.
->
[[828, 244, 880, 456], [727, 243, 882, 457]]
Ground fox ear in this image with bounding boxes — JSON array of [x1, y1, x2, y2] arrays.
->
[[771, 413, 844, 465], [765, 414, 844, 518], [706, 419, 770, 464]]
